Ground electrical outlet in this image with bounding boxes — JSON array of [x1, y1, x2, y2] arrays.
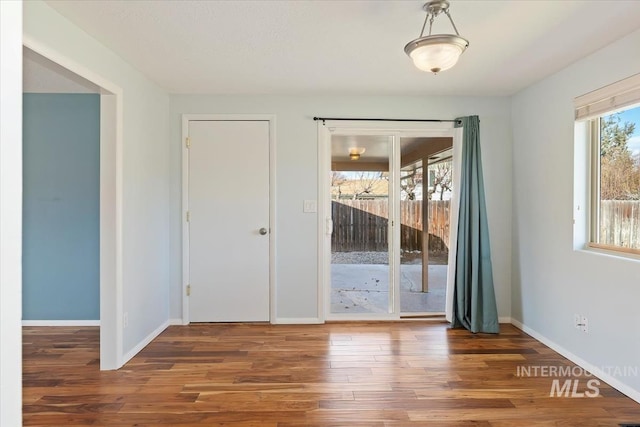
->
[[574, 314, 581, 329], [124, 312, 129, 328], [581, 315, 588, 333]]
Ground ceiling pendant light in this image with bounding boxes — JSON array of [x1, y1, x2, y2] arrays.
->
[[404, 0, 469, 74]]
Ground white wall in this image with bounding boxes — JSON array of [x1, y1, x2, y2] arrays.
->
[[170, 95, 513, 321], [511, 29, 640, 398], [0, 1, 23, 424], [24, 1, 171, 358]]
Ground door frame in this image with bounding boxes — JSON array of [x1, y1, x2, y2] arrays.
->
[[23, 37, 124, 370], [181, 114, 277, 324], [317, 120, 462, 322]]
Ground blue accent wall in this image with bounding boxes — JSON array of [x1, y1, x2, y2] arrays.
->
[[23, 94, 100, 320]]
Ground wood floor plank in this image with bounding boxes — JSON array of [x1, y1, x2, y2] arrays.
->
[[22, 322, 640, 426]]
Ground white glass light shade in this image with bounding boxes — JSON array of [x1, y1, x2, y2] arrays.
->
[[348, 147, 366, 158], [405, 35, 468, 74]]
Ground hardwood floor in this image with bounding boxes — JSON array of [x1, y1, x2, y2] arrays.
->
[[23, 322, 640, 426]]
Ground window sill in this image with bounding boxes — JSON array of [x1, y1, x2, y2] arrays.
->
[[578, 244, 640, 263]]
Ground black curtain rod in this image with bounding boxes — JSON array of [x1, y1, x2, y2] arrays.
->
[[313, 117, 461, 124]]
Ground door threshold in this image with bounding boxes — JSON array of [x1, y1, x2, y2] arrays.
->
[[401, 312, 446, 319], [325, 314, 447, 323]]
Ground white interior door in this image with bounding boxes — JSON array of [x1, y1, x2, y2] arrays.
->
[[188, 120, 270, 322]]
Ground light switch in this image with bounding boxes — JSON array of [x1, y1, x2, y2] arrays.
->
[[303, 200, 317, 213]]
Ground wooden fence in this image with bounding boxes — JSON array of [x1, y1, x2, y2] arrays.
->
[[331, 200, 450, 252], [332, 200, 640, 253], [599, 201, 640, 249]]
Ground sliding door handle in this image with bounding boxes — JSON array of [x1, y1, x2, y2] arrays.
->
[[326, 218, 333, 235]]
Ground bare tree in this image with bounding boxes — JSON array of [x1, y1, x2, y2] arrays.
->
[[330, 171, 347, 200], [600, 114, 640, 200], [352, 171, 386, 199], [428, 161, 452, 200], [601, 154, 640, 200], [400, 168, 422, 200]]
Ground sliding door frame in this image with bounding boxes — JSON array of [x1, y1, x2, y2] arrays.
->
[[317, 120, 461, 322]]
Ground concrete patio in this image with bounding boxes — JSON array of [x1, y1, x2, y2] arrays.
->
[[330, 263, 447, 314]]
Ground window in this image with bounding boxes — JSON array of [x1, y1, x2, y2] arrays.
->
[[590, 105, 640, 254], [576, 74, 640, 255]]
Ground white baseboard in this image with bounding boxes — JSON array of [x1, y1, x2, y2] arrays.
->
[[274, 317, 323, 325], [169, 318, 183, 325], [273, 317, 511, 325], [510, 318, 640, 404], [121, 320, 169, 366], [22, 320, 100, 326]]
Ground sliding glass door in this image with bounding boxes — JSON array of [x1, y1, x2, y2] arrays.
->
[[329, 135, 393, 315], [320, 121, 459, 321], [399, 137, 452, 316]]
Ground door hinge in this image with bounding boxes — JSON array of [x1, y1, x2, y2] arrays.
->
[[186, 137, 191, 148], [186, 284, 191, 296], [186, 211, 190, 222]]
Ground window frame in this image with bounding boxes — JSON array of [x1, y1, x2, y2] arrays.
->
[[586, 107, 640, 256], [575, 74, 640, 257]]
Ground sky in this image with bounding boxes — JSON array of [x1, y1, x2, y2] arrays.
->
[[616, 104, 640, 156]]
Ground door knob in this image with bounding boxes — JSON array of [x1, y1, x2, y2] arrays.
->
[[259, 228, 268, 235]]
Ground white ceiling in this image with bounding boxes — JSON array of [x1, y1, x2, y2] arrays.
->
[[45, 0, 640, 96]]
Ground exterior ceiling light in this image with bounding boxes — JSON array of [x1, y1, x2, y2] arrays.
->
[[404, 0, 469, 74], [349, 147, 366, 161]]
